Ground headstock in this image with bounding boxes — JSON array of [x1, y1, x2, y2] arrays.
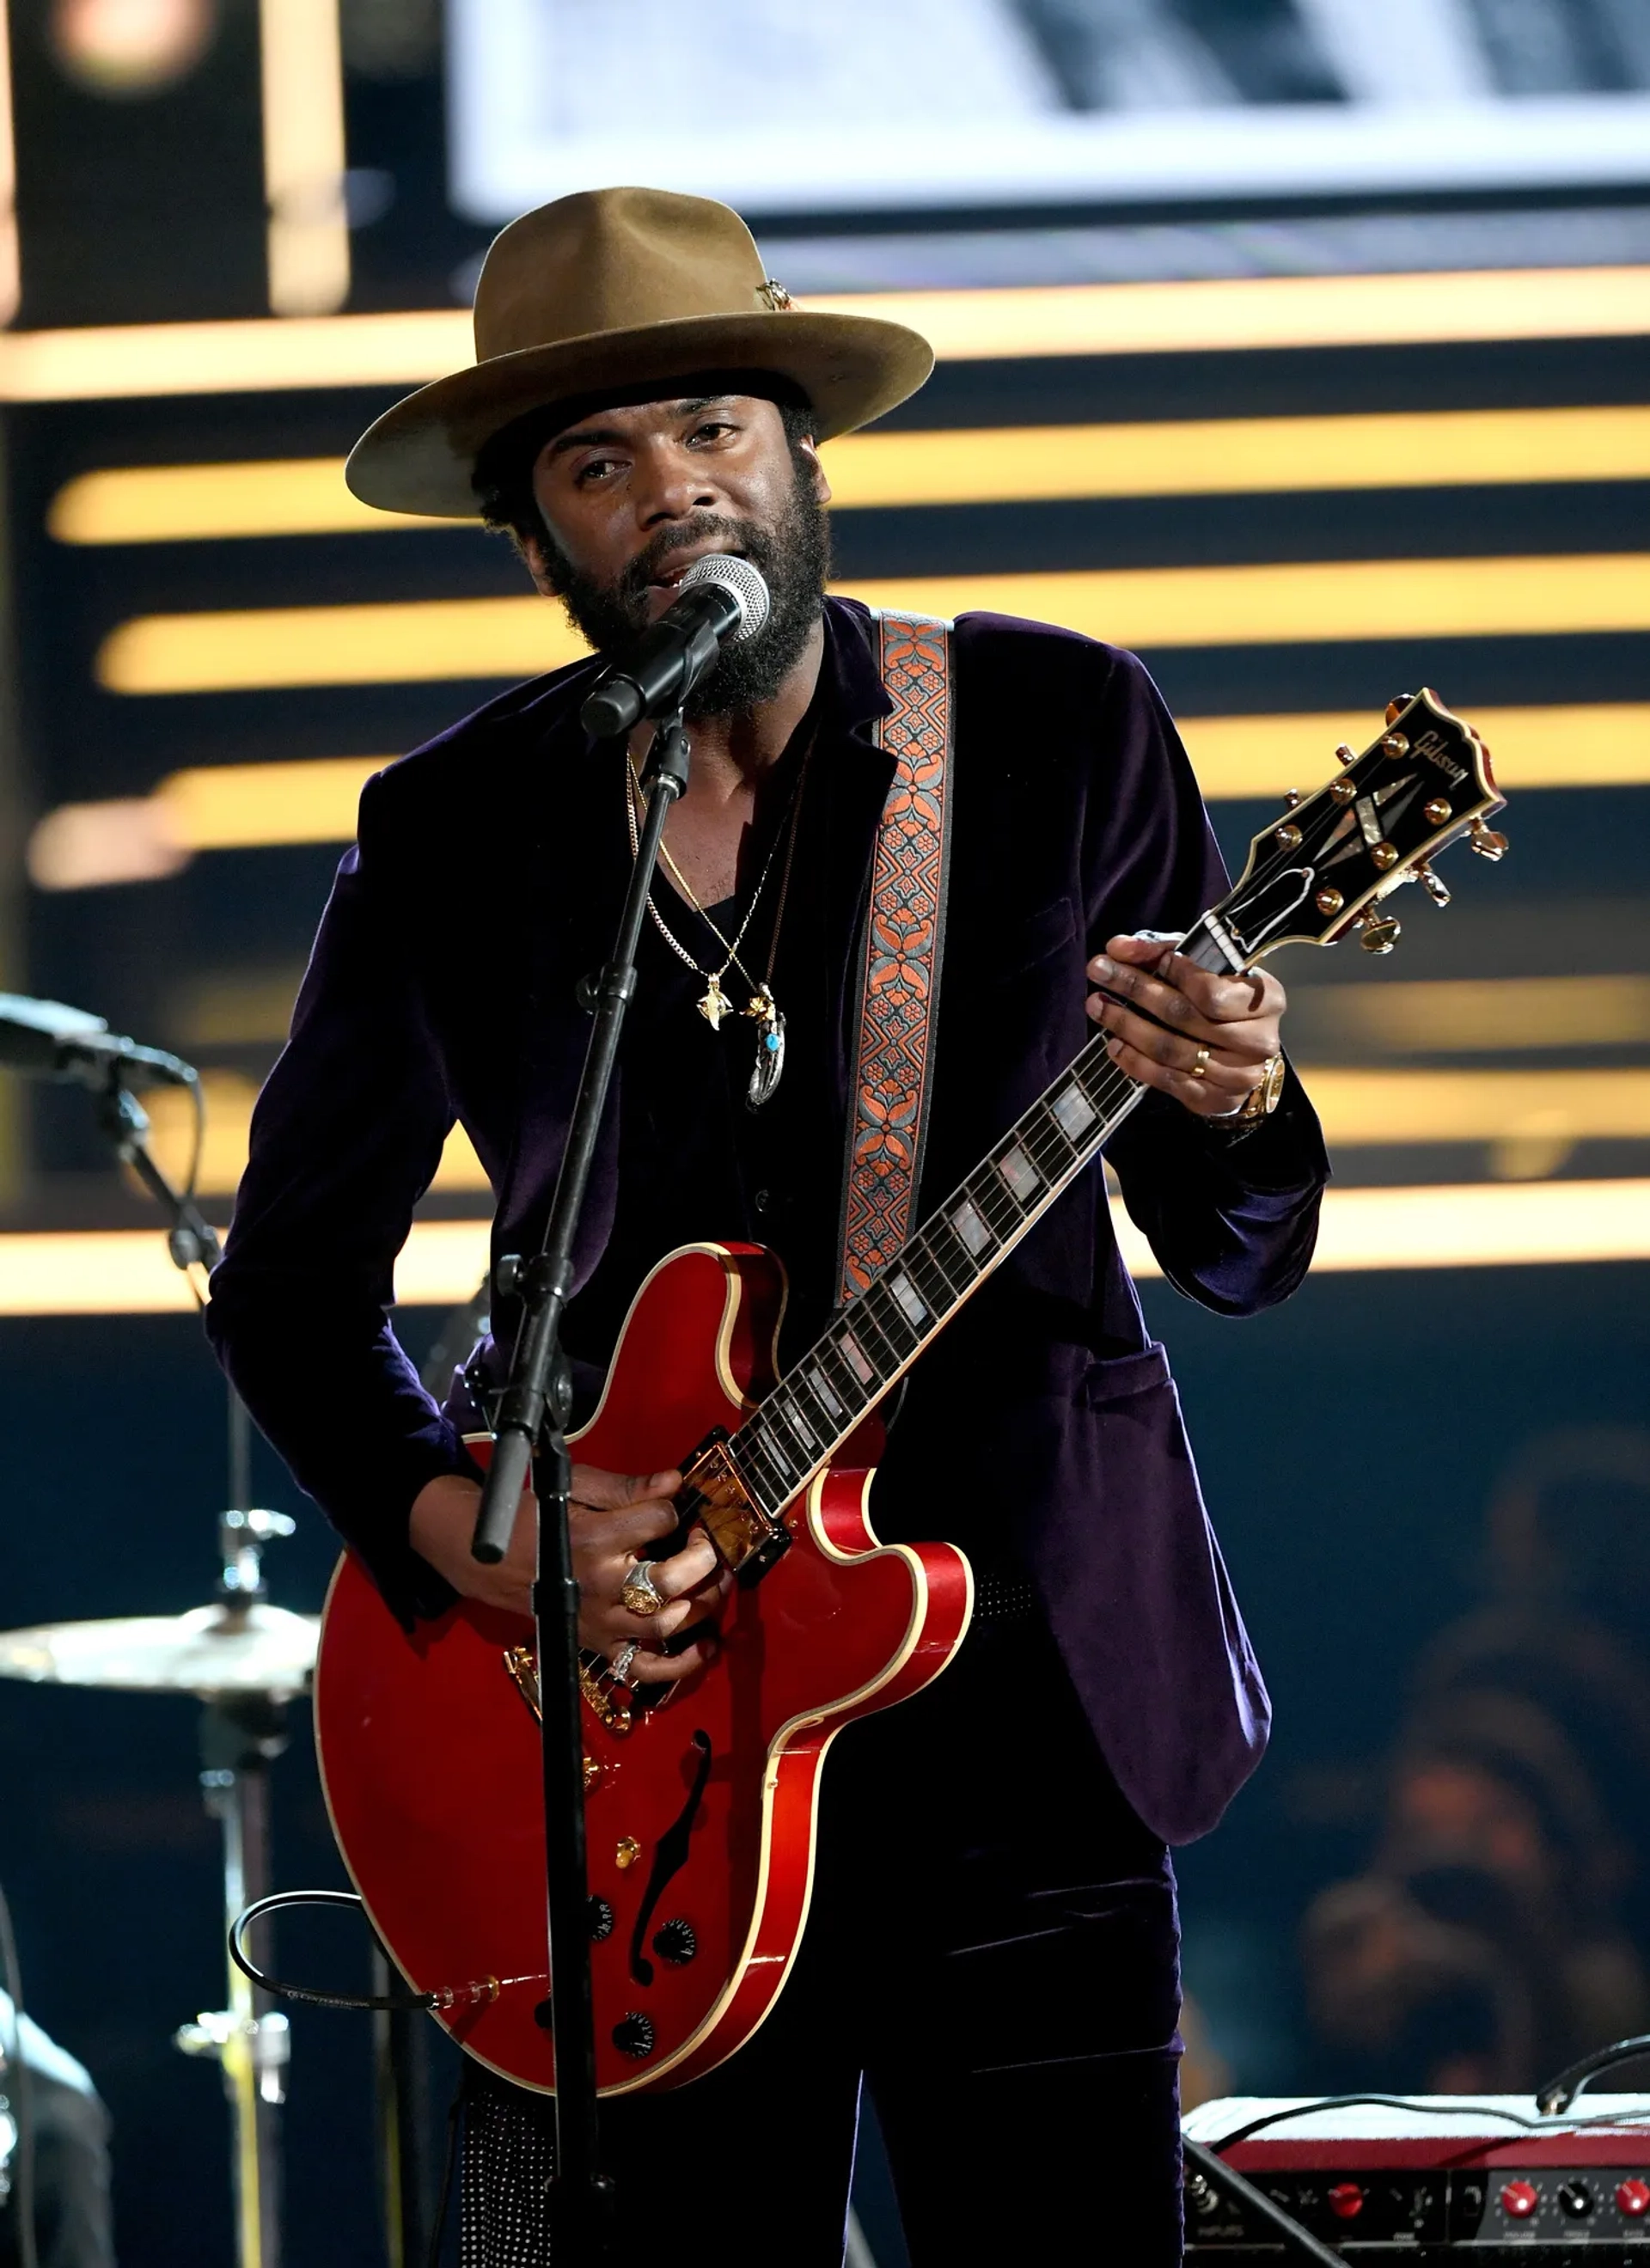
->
[[1205, 689, 1505, 970]]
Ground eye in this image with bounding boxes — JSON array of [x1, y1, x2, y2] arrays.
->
[[688, 419, 736, 446], [575, 455, 621, 486]]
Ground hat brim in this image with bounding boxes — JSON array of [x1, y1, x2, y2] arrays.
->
[[345, 308, 934, 519]]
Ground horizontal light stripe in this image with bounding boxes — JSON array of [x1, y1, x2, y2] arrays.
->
[[49, 405, 1650, 543], [849, 556, 1650, 651], [98, 597, 588, 694], [160, 755, 387, 847], [150, 1067, 1650, 1197], [1313, 975, 1650, 1055], [49, 459, 459, 544], [3, 268, 1647, 404], [1299, 1067, 1650, 1146], [25, 698, 1650, 887], [94, 556, 1650, 696], [1119, 1179, 1650, 1277], [1182, 701, 1650, 798], [7, 1182, 1650, 1312], [0, 1220, 491, 1316]]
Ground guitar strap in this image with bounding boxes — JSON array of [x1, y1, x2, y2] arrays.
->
[[835, 608, 956, 1304]]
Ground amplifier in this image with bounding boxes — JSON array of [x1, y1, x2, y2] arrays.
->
[[1183, 2094, 1650, 2260]]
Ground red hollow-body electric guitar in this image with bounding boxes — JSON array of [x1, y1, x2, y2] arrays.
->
[[315, 691, 1505, 2095]]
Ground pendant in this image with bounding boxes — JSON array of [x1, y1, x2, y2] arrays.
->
[[744, 986, 786, 1110], [698, 973, 732, 1030]]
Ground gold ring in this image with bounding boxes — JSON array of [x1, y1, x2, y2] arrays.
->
[[620, 1559, 666, 1618], [1190, 1045, 1211, 1079]]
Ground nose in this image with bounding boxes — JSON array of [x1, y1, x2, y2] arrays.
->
[[634, 442, 718, 530]]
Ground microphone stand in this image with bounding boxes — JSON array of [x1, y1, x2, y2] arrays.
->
[[469, 709, 693, 2259]]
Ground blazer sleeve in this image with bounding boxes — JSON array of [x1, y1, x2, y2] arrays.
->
[[1085, 650, 1330, 1317], [203, 769, 471, 1623]]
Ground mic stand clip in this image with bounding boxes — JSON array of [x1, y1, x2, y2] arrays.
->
[[469, 711, 693, 2259]]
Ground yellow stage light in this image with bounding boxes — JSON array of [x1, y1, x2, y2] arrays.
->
[[50, 406, 1650, 544], [1299, 1068, 1650, 1148], [259, 0, 348, 316], [97, 596, 588, 693], [6, 1182, 1650, 1313], [94, 557, 1650, 696], [1180, 702, 1650, 798], [3, 267, 1648, 404], [27, 700, 1650, 889], [1319, 976, 1650, 1055]]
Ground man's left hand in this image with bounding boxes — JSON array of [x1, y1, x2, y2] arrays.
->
[[1085, 932, 1286, 1120]]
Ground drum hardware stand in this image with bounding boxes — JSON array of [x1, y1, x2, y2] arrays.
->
[[86, 1067, 300, 2268], [471, 708, 694, 2261], [173, 1516, 296, 2268]]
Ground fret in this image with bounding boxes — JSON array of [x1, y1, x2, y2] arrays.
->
[[964, 1169, 1020, 1245], [791, 1366, 840, 1434], [1021, 1102, 1079, 1177], [737, 1425, 794, 1506], [775, 1393, 821, 1457], [816, 1340, 866, 1417], [860, 1279, 918, 1360], [1048, 1077, 1100, 1143], [834, 1324, 881, 1391], [922, 1216, 977, 1297], [994, 1140, 1043, 1206], [901, 1238, 956, 1314], [946, 1193, 996, 1262], [725, 1434, 782, 1518]]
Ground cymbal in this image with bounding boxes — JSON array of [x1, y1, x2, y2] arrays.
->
[[0, 1603, 319, 1698]]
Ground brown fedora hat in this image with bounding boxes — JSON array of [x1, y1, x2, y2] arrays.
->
[[346, 186, 934, 519]]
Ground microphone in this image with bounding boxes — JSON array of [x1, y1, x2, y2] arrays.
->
[[0, 993, 198, 1090], [579, 553, 771, 738]]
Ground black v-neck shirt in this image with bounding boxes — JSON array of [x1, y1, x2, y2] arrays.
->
[[558, 743, 842, 1409]]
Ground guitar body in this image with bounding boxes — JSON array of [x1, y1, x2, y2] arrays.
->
[[315, 1242, 974, 2095]]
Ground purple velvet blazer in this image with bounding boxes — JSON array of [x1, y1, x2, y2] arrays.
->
[[205, 597, 1328, 1844]]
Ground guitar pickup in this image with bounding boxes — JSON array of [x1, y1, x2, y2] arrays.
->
[[677, 1430, 792, 1583]]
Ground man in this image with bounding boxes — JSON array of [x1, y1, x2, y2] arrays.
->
[[206, 187, 1327, 2264]]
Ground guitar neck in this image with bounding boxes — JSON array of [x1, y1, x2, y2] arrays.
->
[[722, 916, 1234, 1519]]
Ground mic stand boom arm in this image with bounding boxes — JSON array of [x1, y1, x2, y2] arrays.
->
[[469, 712, 693, 2259]]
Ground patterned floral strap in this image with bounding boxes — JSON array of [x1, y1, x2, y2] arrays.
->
[[836, 609, 956, 1303]]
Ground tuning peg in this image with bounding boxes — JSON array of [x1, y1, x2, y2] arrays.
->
[[1282, 788, 1301, 809], [1384, 694, 1416, 724], [1416, 862, 1451, 908], [1357, 913, 1402, 954], [1469, 819, 1508, 861]]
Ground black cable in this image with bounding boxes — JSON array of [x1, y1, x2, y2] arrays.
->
[[0, 1880, 40, 2268], [1538, 2033, 1650, 2116], [229, 1892, 437, 2012], [1183, 2136, 1342, 2266], [1203, 2089, 1650, 2155]]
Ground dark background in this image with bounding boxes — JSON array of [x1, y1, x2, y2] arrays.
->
[[0, 1, 1646, 2260]]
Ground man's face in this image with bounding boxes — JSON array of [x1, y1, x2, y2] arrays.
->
[[525, 394, 832, 718]]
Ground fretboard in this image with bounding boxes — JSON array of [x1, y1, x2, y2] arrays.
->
[[722, 920, 1233, 1518]]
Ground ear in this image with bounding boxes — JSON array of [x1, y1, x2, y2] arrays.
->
[[518, 529, 559, 600], [796, 432, 831, 508]]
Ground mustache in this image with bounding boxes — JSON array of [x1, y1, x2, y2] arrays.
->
[[616, 512, 768, 611]]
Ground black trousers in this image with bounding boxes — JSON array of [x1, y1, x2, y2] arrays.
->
[[462, 1613, 1185, 2266]]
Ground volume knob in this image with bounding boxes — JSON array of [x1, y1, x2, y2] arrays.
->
[[652, 1918, 698, 1965], [612, 2013, 656, 2059]]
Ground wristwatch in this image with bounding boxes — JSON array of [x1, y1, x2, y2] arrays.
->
[[1219, 1054, 1287, 1127]]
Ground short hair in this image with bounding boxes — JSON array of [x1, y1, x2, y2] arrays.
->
[[472, 379, 818, 555]]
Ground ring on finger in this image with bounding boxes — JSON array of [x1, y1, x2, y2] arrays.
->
[[620, 1558, 666, 1618], [608, 1639, 641, 1685], [1190, 1044, 1212, 1080]]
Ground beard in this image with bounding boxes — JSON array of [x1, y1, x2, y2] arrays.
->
[[538, 456, 831, 720]]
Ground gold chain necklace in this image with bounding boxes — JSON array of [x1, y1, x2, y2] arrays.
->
[[624, 746, 810, 1108]]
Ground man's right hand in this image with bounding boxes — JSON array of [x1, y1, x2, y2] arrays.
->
[[407, 1464, 727, 1684]]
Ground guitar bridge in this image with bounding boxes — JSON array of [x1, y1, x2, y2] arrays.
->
[[504, 1641, 635, 1738], [679, 1431, 792, 1582]]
